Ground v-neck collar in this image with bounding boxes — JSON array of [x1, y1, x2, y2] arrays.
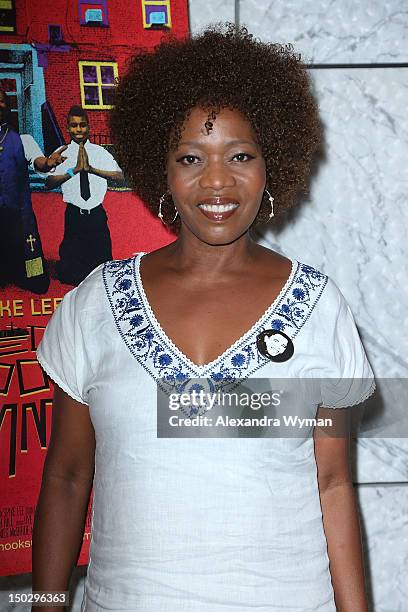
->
[[103, 253, 328, 394], [135, 251, 298, 374]]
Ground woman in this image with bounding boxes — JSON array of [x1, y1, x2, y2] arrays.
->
[[33, 24, 375, 611]]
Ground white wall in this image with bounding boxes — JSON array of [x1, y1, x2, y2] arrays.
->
[[189, 1, 408, 609]]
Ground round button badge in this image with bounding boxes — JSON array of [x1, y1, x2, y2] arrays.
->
[[256, 329, 294, 363]]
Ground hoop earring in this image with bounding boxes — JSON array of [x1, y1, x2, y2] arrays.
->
[[265, 188, 274, 221], [158, 193, 179, 225]]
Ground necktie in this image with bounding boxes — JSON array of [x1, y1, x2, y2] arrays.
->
[[80, 170, 91, 201]]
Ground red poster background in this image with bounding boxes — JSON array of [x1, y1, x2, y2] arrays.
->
[[0, 193, 176, 575], [0, 0, 188, 576]]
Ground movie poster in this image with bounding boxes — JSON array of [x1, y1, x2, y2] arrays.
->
[[0, 0, 188, 576]]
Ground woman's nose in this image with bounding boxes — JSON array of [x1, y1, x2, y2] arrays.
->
[[199, 160, 235, 190]]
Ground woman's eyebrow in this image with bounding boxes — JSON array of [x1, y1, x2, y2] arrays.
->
[[177, 139, 259, 147]]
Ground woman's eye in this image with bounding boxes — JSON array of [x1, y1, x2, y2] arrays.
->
[[176, 153, 255, 164], [177, 155, 200, 165], [232, 153, 255, 162]]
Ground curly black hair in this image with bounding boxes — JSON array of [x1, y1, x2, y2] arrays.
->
[[109, 23, 322, 230]]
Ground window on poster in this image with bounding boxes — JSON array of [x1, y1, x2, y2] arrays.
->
[[79, 61, 118, 109], [141, 0, 172, 29], [48, 24, 63, 44], [78, 0, 109, 27], [0, 0, 16, 33]]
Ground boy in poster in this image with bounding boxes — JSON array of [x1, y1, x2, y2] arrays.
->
[[45, 105, 124, 286]]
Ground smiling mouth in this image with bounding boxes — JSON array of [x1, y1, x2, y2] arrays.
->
[[197, 201, 239, 221], [198, 203, 238, 212]]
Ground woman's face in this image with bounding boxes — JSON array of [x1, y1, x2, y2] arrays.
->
[[166, 106, 266, 245]]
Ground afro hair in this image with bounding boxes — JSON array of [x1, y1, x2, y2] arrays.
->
[[109, 23, 322, 229]]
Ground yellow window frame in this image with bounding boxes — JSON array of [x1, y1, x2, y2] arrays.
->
[[79, 61, 118, 110], [141, 0, 172, 29], [0, 0, 15, 32]]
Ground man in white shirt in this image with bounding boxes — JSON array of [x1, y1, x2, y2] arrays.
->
[[45, 105, 124, 286]]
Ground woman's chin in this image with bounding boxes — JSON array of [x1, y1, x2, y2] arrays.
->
[[179, 217, 255, 246]]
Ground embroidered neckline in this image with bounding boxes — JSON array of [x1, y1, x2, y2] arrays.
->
[[103, 253, 328, 404], [135, 252, 298, 373]]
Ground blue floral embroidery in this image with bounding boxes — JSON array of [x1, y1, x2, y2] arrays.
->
[[271, 319, 285, 331], [292, 287, 305, 300], [270, 264, 327, 334], [103, 255, 328, 417], [118, 278, 132, 291], [159, 354, 172, 366], [103, 257, 200, 401], [130, 314, 144, 327], [231, 353, 246, 367]]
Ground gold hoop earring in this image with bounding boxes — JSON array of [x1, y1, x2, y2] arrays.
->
[[158, 193, 178, 225]]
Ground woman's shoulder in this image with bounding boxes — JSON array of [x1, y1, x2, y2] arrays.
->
[[66, 253, 143, 314], [102, 252, 142, 275], [289, 257, 349, 317]]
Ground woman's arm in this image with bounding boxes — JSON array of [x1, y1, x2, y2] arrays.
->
[[313, 407, 368, 612], [31, 385, 95, 612]]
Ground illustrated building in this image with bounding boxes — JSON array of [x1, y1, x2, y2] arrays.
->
[[0, 0, 188, 153]]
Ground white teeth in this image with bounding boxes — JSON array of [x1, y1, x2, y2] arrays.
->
[[199, 203, 238, 212]]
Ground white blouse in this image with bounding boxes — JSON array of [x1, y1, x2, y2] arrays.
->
[[36, 252, 375, 612]]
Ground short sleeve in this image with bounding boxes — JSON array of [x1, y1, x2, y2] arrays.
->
[[320, 279, 376, 409], [36, 286, 89, 405], [20, 134, 45, 173]]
